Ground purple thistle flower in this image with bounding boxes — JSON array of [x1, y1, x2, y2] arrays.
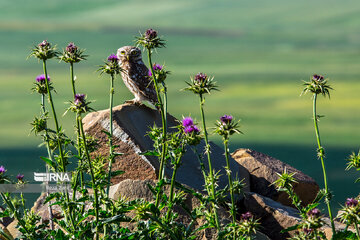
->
[[240, 212, 253, 221], [36, 74, 50, 83], [66, 42, 77, 53], [307, 208, 321, 218], [182, 117, 194, 128], [194, 72, 207, 83], [107, 54, 119, 62], [184, 125, 200, 134], [16, 174, 24, 181], [74, 93, 86, 105], [345, 198, 358, 207], [313, 74, 324, 81], [220, 115, 233, 124], [153, 64, 163, 71], [0, 166, 5, 174], [148, 70, 152, 77], [145, 28, 157, 40], [38, 40, 49, 48]]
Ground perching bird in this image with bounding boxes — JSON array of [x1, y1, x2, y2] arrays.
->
[[116, 46, 158, 106]]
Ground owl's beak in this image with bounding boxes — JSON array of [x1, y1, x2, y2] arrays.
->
[[126, 55, 129, 61]]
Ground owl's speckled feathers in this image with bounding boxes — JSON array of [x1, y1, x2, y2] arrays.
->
[[117, 46, 157, 105]]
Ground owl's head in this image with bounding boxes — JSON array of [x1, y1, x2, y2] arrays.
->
[[117, 46, 142, 63]]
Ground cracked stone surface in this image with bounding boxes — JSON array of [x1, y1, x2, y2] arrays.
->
[[83, 103, 251, 195], [232, 148, 319, 207]]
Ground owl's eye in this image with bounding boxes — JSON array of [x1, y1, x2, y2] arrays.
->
[[120, 51, 125, 55], [130, 50, 138, 55]]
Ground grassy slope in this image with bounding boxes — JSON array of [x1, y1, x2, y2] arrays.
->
[[0, 0, 359, 148]]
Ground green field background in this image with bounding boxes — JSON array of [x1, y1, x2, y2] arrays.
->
[[0, 0, 359, 208]]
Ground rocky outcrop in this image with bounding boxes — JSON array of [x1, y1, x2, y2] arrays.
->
[[83, 103, 250, 194], [232, 148, 319, 207]]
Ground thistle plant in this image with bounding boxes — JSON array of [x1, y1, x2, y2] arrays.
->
[[346, 151, 360, 183], [301, 74, 335, 234], [60, 42, 87, 200], [30, 40, 81, 233], [215, 115, 242, 236], [59, 42, 87, 97], [289, 209, 326, 240], [184, 72, 220, 230], [273, 169, 327, 239], [136, 29, 168, 207], [98, 53, 123, 197], [30, 74, 56, 230], [338, 198, 360, 238]]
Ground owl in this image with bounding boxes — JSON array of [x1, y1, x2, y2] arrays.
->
[[116, 46, 157, 106]]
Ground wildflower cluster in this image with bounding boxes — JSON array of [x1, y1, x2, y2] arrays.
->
[[184, 72, 218, 95], [59, 42, 87, 63], [182, 117, 201, 145], [98, 53, 122, 75], [238, 212, 260, 237], [66, 93, 93, 114], [29, 40, 58, 60], [215, 115, 242, 139], [302, 74, 332, 98], [148, 63, 169, 83], [31, 74, 53, 94], [136, 28, 165, 50], [273, 168, 328, 239], [338, 198, 360, 235]]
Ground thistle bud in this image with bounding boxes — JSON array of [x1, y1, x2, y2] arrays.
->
[[145, 28, 158, 40], [135, 28, 165, 50], [60, 42, 86, 63], [30, 40, 58, 60], [184, 72, 218, 95]]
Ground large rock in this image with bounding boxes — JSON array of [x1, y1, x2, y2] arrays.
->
[[83, 103, 250, 194], [6, 220, 20, 239], [232, 148, 319, 207]]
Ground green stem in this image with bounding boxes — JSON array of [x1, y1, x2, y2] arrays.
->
[[42, 60, 75, 230], [70, 62, 76, 97], [166, 149, 184, 222], [147, 49, 167, 207], [106, 74, 115, 196], [313, 93, 335, 234], [224, 139, 236, 226], [0, 193, 32, 238], [78, 115, 99, 239], [199, 93, 220, 230], [41, 94, 54, 230]]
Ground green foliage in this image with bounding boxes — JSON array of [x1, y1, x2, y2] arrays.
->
[[0, 30, 258, 240]]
